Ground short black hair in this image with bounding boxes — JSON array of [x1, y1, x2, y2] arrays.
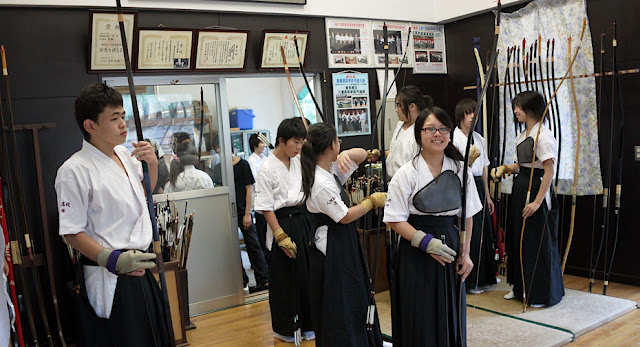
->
[[249, 133, 261, 153], [275, 117, 307, 147], [454, 98, 477, 126], [74, 82, 123, 141], [512, 91, 546, 122]]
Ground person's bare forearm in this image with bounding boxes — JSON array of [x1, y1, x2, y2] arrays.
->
[[245, 185, 252, 217], [534, 159, 554, 204], [263, 211, 281, 232], [63, 232, 105, 262]]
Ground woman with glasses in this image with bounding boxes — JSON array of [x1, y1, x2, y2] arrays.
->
[[492, 91, 564, 308], [452, 99, 498, 295], [384, 107, 481, 346], [386, 86, 433, 178]]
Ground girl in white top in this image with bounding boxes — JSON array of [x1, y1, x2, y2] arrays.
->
[[164, 141, 213, 193], [492, 91, 564, 307], [301, 123, 385, 346], [452, 98, 498, 294], [386, 86, 433, 178], [384, 107, 481, 346]]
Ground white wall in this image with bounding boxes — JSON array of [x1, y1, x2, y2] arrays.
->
[[226, 77, 284, 133], [2, 0, 438, 23]]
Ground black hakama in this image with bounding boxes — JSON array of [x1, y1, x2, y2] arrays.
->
[[75, 262, 170, 347], [269, 206, 314, 337], [507, 167, 564, 306], [392, 215, 466, 347], [467, 176, 498, 288], [308, 213, 383, 347]]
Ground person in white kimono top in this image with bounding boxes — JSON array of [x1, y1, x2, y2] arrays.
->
[[254, 117, 315, 343], [386, 85, 433, 178], [55, 83, 169, 347], [384, 107, 481, 346], [301, 123, 385, 346], [452, 98, 498, 294], [164, 141, 213, 193], [491, 91, 564, 308], [247, 133, 273, 261]]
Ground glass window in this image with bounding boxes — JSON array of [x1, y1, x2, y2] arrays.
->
[[295, 78, 318, 124], [116, 83, 225, 194]]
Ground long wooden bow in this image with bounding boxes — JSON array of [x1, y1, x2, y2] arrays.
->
[[461, 2, 500, 344], [281, 46, 309, 131], [519, 19, 587, 312], [561, 36, 581, 274], [293, 35, 325, 123], [115, 1, 176, 344]]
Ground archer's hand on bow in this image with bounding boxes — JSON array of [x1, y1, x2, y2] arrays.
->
[[367, 149, 381, 162], [360, 192, 387, 213], [273, 227, 297, 259], [491, 165, 513, 182], [468, 145, 481, 167]]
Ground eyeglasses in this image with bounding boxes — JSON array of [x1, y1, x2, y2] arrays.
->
[[421, 126, 451, 134]]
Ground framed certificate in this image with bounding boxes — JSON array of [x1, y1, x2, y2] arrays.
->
[[136, 28, 195, 71], [89, 11, 137, 72], [259, 30, 309, 70], [195, 29, 249, 71]]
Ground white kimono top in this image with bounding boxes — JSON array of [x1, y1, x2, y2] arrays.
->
[[254, 155, 304, 250], [163, 165, 213, 193], [384, 156, 482, 222], [306, 161, 358, 255], [515, 121, 557, 209], [452, 127, 490, 177], [55, 140, 152, 318], [386, 121, 420, 178]]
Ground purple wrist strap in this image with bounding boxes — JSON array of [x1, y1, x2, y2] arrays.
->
[[418, 234, 434, 252], [106, 250, 122, 275]]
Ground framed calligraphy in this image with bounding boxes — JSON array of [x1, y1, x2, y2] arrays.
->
[[89, 11, 137, 72], [195, 29, 249, 71], [259, 30, 309, 70], [136, 28, 195, 71]]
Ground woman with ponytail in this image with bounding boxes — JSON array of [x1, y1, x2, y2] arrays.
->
[[164, 141, 213, 193], [386, 86, 434, 178], [302, 123, 385, 347], [384, 107, 481, 346]]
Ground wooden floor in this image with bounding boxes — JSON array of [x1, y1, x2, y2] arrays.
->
[[187, 275, 640, 346]]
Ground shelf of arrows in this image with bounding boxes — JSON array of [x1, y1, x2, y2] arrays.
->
[[156, 199, 195, 269]]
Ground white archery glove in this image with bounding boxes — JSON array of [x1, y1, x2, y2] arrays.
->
[[411, 230, 457, 262], [97, 249, 157, 275]]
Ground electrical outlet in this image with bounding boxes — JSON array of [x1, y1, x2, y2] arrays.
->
[[635, 146, 640, 161]]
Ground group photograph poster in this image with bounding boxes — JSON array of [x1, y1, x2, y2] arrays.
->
[[411, 23, 447, 74], [371, 21, 413, 68], [326, 18, 372, 68], [332, 72, 371, 137]]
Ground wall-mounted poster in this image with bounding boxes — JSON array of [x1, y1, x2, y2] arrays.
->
[[371, 21, 413, 68], [332, 72, 371, 137], [410, 23, 447, 74], [136, 28, 195, 71], [89, 12, 137, 72], [326, 18, 372, 68], [259, 31, 309, 69], [195, 29, 249, 71]]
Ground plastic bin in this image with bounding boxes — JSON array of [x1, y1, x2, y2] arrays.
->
[[229, 109, 255, 129]]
